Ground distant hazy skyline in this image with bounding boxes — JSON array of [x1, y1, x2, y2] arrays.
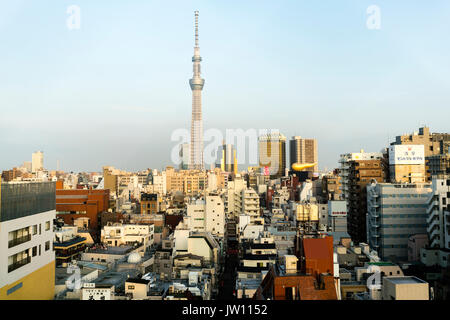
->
[[1, 1, 450, 172]]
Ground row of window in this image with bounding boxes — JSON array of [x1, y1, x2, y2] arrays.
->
[[381, 224, 427, 229], [382, 244, 408, 249], [381, 194, 429, 198], [381, 204, 428, 208], [379, 214, 428, 219], [7, 241, 52, 273], [8, 221, 52, 249], [379, 234, 412, 238]]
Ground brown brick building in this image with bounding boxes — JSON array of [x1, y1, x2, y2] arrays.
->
[[254, 236, 337, 301], [140, 193, 159, 214], [347, 159, 387, 244], [55, 181, 110, 237]]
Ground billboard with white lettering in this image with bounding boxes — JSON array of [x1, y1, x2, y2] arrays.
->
[[389, 145, 425, 165]]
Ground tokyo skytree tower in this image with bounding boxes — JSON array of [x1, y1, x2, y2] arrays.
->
[[189, 10, 205, 170]]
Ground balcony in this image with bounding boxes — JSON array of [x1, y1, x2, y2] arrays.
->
[[427, 212, 439, 225], [426, 200, 439, 214], [8, 234, 32, 249], [429, 228, 440, 243], [370, 222, 380, 229], [8, 256, 31, 273]]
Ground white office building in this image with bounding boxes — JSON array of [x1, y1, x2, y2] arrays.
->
[[367, 181, 431, 261], [426, 176, 450, 249]]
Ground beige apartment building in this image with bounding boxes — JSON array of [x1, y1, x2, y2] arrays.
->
[[165, 167, 208, 196], [389, 145, 426, 183], [391, 127, 450, 181], [382, 277, 429, 300]]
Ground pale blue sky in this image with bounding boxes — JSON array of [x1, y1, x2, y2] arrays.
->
[[1, 1, 450, 172]]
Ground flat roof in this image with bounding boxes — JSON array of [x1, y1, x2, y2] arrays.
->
[[385, 276, 427, 285], [54, 236, 86, 248], [87, 246, 135, 255], [126, 278, 150, 285]]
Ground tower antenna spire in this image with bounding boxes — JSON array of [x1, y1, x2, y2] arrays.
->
[[189, 10, 205, 171], [194, 10, 199, 47]]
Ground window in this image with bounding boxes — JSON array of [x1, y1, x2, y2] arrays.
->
[[45, 221, 50, 231], [45, 241, 50, 251], [8, 250, 31, 273], [32, 225, 37, 235], [32, 246, 37, 257], [8, 227, 31, 248], [39, 224, 41, 235], [128, 285, 135, 290]]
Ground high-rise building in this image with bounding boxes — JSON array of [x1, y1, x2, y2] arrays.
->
[[0, 181, 56, 299], [31, 151, 44, 173], [339, 151, 388, 244], [289, 136, 318, 172], [367, 181, 431, 261], [388, 145, 426, 183], [426, 176, 450, 249], [391, 127, 445, 157], [216, 143, 238, 174], [259, 133, 286, 179], [391, 127, 450, 181], [189, 11, 205, 171]]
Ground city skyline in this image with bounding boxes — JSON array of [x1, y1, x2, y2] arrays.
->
[[1, 1, 450, 172]]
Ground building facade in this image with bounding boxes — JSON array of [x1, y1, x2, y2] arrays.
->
[[259, 133, 286, 179], [339, 152, 387, 244], [367, 182, 431, 261], [289, 136, 318, 172], [0, 182, 56, 300], [31, 151, 44, 173], [426, 176, 450, 249]]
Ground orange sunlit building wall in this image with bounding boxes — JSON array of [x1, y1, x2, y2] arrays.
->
[[55, 180, 109, 232], [302, 236, 334, 277]]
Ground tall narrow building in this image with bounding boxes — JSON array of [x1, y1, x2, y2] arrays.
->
[[290, 136, 318, 172], [189, 11, 205, 170], [216, 142, 238, 175], [259, 133, 286, 179]]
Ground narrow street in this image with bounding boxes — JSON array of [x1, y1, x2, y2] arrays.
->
[[217, 219, 239, 300]]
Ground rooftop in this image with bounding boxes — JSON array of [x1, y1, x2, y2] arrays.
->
[[53, 236, 86, 248], [87, 245, 135, 255], [126, 278, 150, 285], [385, 276, 427, 285]]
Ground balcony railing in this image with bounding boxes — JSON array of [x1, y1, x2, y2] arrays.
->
[[8, 234, 32, 248], [8, 256, 31, 273]]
